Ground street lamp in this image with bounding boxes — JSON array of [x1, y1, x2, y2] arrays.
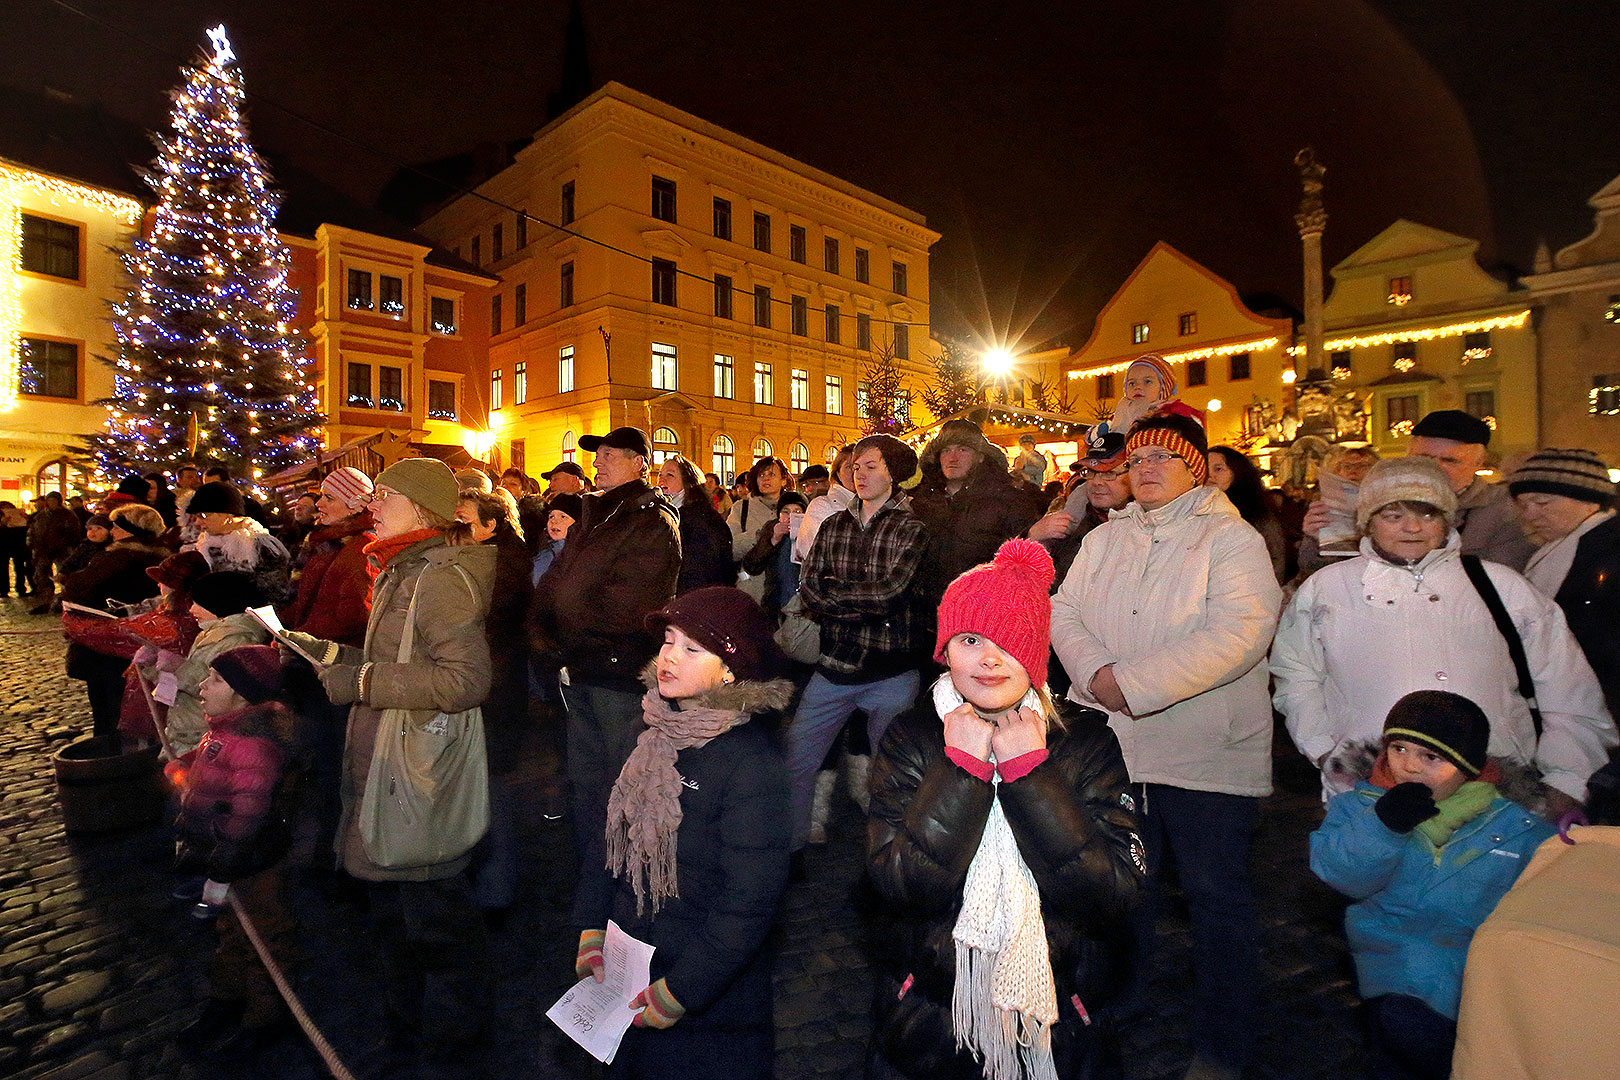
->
[[981, 348, 1015, 377]]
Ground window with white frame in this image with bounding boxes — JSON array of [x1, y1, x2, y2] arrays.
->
[[714, 353, 735, 399], [790, 442, 809, 474], [562, 430, 576, 462], [559, 345, 575, 393], [712, 434, 735, 483], [652, 427, 679, 465], [514, 361, 527, 405], [427, 379, 456, 420], [753, 436, 773, 460], [430, 296, 457, 335], [754, 362, 773, 405], [825, 375, 842, 414], [490, 368, 503, 411], [791, 368, 809, 409], [652, 342, 678, 390]]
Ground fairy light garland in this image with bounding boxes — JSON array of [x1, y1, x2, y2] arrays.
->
[[1066, 336, 1280, 379], [87, 24, 322, 483], [0, 164, 143, 413], [1285, 311, 1530, 356]]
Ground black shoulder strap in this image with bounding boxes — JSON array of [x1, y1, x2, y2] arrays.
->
[[1461, 554, 1543, 737]]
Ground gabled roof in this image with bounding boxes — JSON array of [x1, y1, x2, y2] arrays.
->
[[1589, 172, 1620, 214], [1331, 219, 1478, 276]]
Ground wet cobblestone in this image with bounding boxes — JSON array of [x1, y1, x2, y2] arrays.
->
[[0, 596, 1364, 1078]]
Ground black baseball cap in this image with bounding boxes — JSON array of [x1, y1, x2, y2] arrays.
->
[[541, 461, 586, 480], [578, 426, 652, 459], [798, 464, 830, 483]]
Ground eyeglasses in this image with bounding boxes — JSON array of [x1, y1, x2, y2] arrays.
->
[[360, 487, 398, 505], [1081, 466, 1128, 481], [1126, 450, 1185, 471]]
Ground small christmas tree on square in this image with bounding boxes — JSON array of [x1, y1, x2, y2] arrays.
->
[[85, 25, 322, 482], [859, 330, 910, 437]]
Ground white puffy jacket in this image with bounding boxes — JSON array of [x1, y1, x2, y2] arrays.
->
[[1051, 485, 1282, 797], [1272, 533, 1616, 801]]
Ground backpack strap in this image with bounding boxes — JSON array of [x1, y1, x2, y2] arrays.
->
[[1460, 554, 1543, 738]]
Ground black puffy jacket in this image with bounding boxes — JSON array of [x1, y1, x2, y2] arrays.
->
[[910, 454, 1047, 610], [865, 697, 1144, 1078]]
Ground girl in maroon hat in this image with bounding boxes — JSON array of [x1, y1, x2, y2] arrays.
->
[[572, 586, 794, 1080]]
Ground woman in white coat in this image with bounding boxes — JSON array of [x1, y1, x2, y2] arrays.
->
[[1272, 457, 1616, 820]]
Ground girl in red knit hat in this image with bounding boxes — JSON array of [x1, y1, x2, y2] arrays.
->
[[865, 539, 1146, 1080]]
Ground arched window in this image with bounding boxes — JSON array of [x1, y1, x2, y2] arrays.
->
[[561, 430, 576, 463], [712, 434, 735, 484], [652, 426, 679, 466], [826, 443, 841, 464], [35, 457, 89, 499], [790, 441, 809, 474], [752, 436, 773, 462]]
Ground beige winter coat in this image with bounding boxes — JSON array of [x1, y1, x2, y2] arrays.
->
[[1050, 485, 1283, 797], [326, 536, 495, 882]]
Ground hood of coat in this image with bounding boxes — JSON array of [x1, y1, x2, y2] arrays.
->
[[638, 660, 795, 716], [306, 511, 373, 548], [401, 537, 497, 611], [1325, 736, 1556, 816], [1112, 483, 1235, 531], [208, 700, 297, 745], [917, 434, 1012, 490]]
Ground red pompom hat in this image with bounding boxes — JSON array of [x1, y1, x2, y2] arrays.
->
[[933, 538, 1056, 685]]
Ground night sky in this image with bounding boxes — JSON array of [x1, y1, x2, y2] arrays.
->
[[7, 0, 1619, 351]]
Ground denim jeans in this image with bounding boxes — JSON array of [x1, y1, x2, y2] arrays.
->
[[559, 680, 646, 863], [785, 670, 919, 850], [1127, 783, 1262, 1070]]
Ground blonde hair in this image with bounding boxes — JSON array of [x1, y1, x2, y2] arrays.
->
[[109, 504, 165, 540], [415, 501, 476, 546]]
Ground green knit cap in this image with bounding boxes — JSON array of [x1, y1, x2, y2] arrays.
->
[[375, 457, 460, 522]]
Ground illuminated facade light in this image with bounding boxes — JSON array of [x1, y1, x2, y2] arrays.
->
[[1206, 398, 1223, 412], [1392, 357, 1416, 373], [1281, 369, 1297, 384], [1286, 311, 1530, 356], [0, 163, 143, 413], [1067, 336, 1279, 379]]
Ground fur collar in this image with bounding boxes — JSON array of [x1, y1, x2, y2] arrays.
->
[[638, 661, 794, 715], [1325, 738, 1557, 817]]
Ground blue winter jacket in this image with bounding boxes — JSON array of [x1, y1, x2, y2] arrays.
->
[[1309, 782, 1553, 1019]]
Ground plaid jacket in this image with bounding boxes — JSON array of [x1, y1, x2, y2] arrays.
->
[[798, 493, 929, 682]]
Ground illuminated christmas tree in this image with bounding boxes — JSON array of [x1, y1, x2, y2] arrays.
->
[[86, 25, 321, 482]]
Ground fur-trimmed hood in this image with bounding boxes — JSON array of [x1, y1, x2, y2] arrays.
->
[[1324, 738, 1559, 818], [639, 661, 794, 717], [207, 700, 298, 746]]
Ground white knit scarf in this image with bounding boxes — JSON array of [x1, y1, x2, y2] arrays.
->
[[932, 675, 1059, 1080]]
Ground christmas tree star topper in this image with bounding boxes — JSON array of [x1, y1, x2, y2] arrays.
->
[[206, 24, 234, 66]]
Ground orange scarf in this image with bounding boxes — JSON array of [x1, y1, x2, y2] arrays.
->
[[361, 528, 441, 605]]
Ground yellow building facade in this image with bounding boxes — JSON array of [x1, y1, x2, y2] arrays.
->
[[417, 83, 940, 482], [1314, 220, 1536, 463], [0, 159, 143, 499], [1062, 242, 1295, 449], [1523, 173, 1620, 466]]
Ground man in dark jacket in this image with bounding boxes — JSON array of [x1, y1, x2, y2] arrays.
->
[[532, 427, 682, 859], [28, 491, 83, 614], [909, 420, 1047, 615]]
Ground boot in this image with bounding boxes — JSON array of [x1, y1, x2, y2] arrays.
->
[[808, 770, 837, 844], [844, 753, 872, 815]]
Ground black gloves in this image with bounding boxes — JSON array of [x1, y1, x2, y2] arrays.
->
[[1375, 782, 1440, 833]]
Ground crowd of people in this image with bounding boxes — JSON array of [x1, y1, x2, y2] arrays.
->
[[32, 352, 1620, 1080]]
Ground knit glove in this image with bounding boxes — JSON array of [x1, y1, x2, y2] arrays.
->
[[575, 929, 605, 982], [319, 663, 363, 705], [630, 978, 684, 1029], [1375, 782, 1440, 834], [279, 631, 341, 666]]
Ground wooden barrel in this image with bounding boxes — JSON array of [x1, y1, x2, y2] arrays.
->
[[54, 736, 164, 834]]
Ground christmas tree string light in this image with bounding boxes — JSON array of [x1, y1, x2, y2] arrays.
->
[[85, 24, 322, 484]]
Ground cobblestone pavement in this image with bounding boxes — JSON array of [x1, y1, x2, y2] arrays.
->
[[0, 596, 1366, 1080]]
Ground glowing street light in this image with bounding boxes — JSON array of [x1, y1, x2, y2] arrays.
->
[[1207, 398, 1223, 412], [981, 348, 1015, 376]]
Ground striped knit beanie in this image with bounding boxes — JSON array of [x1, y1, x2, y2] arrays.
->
[[1508, 449, 1615, 509], [1127, 354, 1178, 398], [1125, 412, 1208, 487], [321, 466, 374, 509], [1383, 690, 1490, 777]]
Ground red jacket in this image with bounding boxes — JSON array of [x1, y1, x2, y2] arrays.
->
[[279, 512, 373, 647], [173, 703, 293, 880]]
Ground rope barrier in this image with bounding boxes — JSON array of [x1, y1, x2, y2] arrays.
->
[[225, 890, 358, 1080]]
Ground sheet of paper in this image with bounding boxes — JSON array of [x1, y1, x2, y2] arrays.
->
[[248, 606, 326, 665], [545, 920, 655, 1064], [61, 601, 117, 619], [1317, 470, 1361, 555], [153, 671, 180, 707]]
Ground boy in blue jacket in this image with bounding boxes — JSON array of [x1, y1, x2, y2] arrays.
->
[[1310, 690, 1554, 1080]]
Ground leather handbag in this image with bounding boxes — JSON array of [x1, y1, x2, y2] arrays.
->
[[358, 565, 490, 869]]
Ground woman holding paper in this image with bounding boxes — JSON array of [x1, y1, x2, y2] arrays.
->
[[572, 586, 793, 1079]]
